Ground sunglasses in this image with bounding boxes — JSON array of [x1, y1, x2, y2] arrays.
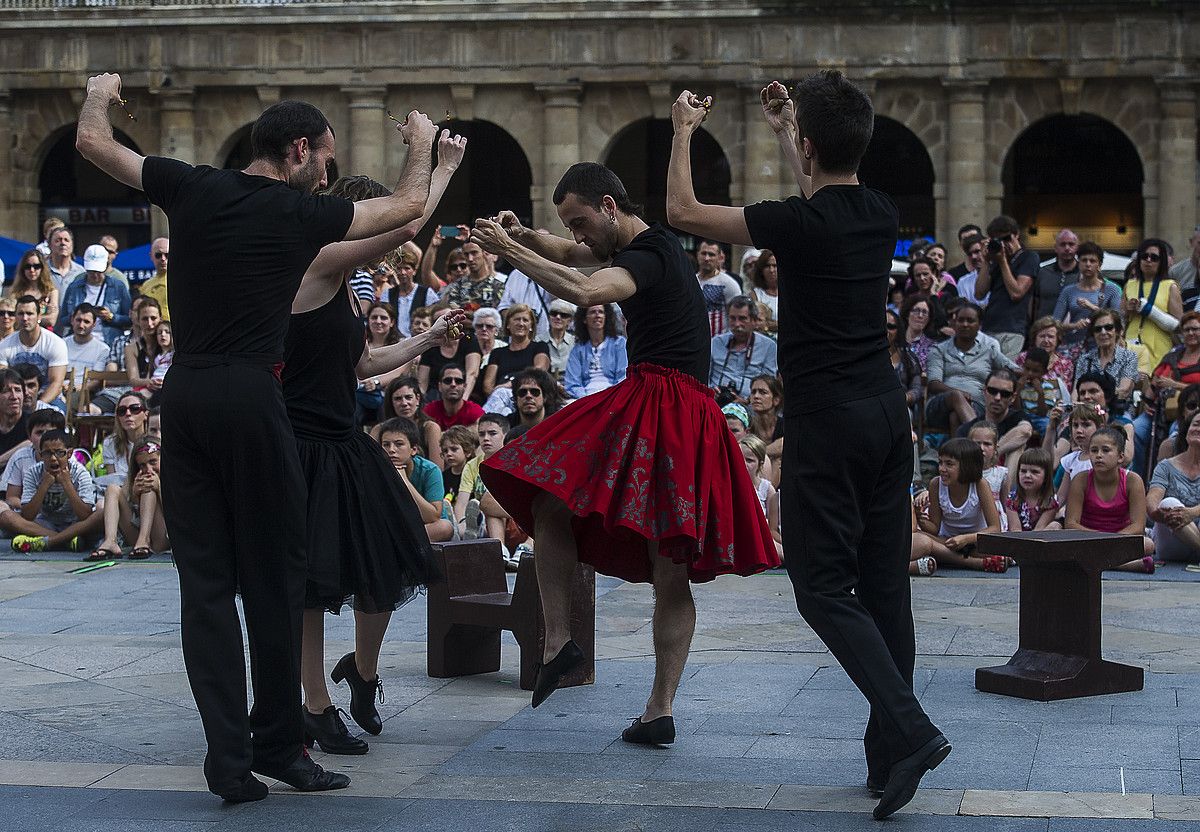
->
[[549, 311, 572, 318], [516, 387, 542, 398], [1140, 252, 1161, 263], [440, 377, 465, 386], [885, 323, 899, 331], [985, 386, 1014, 398], [104, 248, 117, 255], [448, 262, 469, 270], [23, 263, 42, 270], [0, 312, 13, 318], [1094, 323, 1117, 333], [116, 404, 146, 416]]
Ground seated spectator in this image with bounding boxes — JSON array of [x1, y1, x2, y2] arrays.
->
[[472, 306, 505, 371], [482, 304, 550, 400], [904, 257, 953, 337], [909, 498, 937, 577], [376, 417, 454, 543], [0, 297, 15, 341], [13, 363, 49, 416], [0, 409, 63, 512], [1122, 237, 1181, 370], [89, 435, 167, 561], [916, 437, 1007, 572], [147, 406, 161, 436], [749, 249, 779, 336], [122, 299, 163, 399], [1012, 347, 1071, 435], [1072, 310, 1139, 402], [1004, 447, 1061, 532], [7, 249, 59, 330], [56, 244, 132, 344], [966, 421, 1009, 530], [723, 402, 750, 440], [1, 428, 101, 552], [709, 296, 778, 401], [1052, 403, 1105, 505], [1147, 411, 1200, 564], [696, 239, 742, 336], [887, 308, 922, 414], [423, 363, 484, 429], [1157, 383, 1200, 461], [1064, 426, 1156, 571], [926, 303, 1019, 436], [98, 392, 149, 489], [508, 368, 562, 429], [565, 303, 627, 399], [439, 425, 478, 505], [923, 243, 958, 296], [419, 307, 482, 403], [740, 434, 783, 562], [545, 299, 577, 381], [64, 304, 110, 407], [1053, 241, 1121, 353], [381, 246, 439, 336], [0, 370, 27, 468], [455, 413, 508, 537], [1044, 372, 1134, 468], [0, 296, 69, 412], [1016, 317, 1074, 386], [899, 293, 940, 371], [382, 376, 443, 468], [1133, 311, 1200, 474], [409, 306, 433, 336]]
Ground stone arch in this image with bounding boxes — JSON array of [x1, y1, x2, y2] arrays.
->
[[859, 116, 937, 244], [216, 123, 254, 170]]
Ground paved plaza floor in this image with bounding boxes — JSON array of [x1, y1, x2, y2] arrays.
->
[[0, 553, 1197, 830]]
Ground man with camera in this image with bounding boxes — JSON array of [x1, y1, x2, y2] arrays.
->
[[709, 296, 778, 403], [974, 215, 1042, 359]]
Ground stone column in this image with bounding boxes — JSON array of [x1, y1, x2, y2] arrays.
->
[[344, 86, 387, 182], [0, 90, 12, 237], [158, 87, 196, 163], [740, 83, 782, 206], [535, 83, 583, 231], [1156, 80, 1197, 250], [942, 81, 988, 244]]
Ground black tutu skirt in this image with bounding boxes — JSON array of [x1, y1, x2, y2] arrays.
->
[[297, 430, 439, 613]]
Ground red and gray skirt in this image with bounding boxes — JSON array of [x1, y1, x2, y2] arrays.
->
[[481, 363, 780, 583]]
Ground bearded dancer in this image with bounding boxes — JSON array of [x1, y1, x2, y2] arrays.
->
[[471, 163, 778, 745]]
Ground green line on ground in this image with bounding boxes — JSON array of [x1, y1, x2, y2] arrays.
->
[[69, 561, 116, 574]]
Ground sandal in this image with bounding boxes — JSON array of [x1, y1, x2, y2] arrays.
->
[[128, 547, 155, 560], [86, 546, 122, 562], [982, 555, 1009, 574], [915, 556, 937, 577]]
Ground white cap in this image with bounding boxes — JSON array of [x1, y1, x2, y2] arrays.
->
[[83, 244, 109, 272]]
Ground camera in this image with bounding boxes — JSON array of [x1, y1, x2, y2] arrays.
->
[[987, 238, 1004, 255], [715, 384, 740, 407]]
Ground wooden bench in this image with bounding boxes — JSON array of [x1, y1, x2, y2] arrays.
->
[[427, 538, 595, 691], [974, 530, 1144, 701]]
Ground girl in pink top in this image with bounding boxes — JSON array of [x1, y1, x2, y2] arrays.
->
[[1065, 426, 1156, 572]]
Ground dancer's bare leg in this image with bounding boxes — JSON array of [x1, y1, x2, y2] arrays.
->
[[641, 544, 695, 722], [353, 610, 392, 681], [531, 491, 578, 662], [301, 609, 332, 713]]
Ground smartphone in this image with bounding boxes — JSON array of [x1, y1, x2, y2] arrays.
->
[[439, 225, 460, 239]]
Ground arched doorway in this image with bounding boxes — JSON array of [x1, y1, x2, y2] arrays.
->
[[1003, 114, 1143, 254], [858, 117, 935, 252], [604, 118, 731, 253], [39, 125, 151, 250]]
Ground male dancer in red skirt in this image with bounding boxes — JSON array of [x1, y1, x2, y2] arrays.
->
[[471, 164, 778, 744], [665, 77, 950, 820]]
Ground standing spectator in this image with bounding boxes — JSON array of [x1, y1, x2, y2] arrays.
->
[[7, 249, 59, 329], [384, 246, 438, 336], [46, 227, 85, 295], [1016, 317, 1075, 386], [1073, 309, 1140, 401], [565, 303, 627, 399], [1052, 241, 1121, 352], [420, 224, 469, 289], [481, 304, 550, 400], [0, 296, 68, 411], [708, 296, 778, 401], [544, 298, 576, 381], [138, 237, 170, 322], [740, 247, 761, 289], [922, 243, 957, 295], [953, 234, 990, 308], [422, 363, 484, 429], [64, 304, 110, 400], [904, 257, 952, 335], [35, 217, 65, 259], [975, 215, 1041, 359], [498, 249, 559, 341], [1169, 226, 1199, 295], [0, 298, 15, 340], [1033, 229, 1081, 321], [948, 223, 983, 280], [97, 235, 129, 289], [1122, 237, 1182, 369], [749, 248, 780, 336], [925, 302, 1018, 436], [695, 239, 741, 336], [899, 293, 940, 371], [441, 241, 505, 308], [57, 244, 133, 344]]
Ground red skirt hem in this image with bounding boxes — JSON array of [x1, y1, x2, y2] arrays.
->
[[481, 362, 780, 584]]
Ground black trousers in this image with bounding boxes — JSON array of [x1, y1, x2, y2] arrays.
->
[[160, 362, 308, 792], [782, 387, 940, 778]]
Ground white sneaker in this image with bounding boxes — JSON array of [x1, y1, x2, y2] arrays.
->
[[463, 498, 481, 540], [916, 556, 937, 577]]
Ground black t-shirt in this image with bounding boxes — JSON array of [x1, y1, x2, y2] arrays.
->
[[442, 467, 462, 498], [488, 341, 550, 386], [957, 410, 1030, 440], [420, 337, 481, 385], [948, 261, 970, 281], [0, 415, 27, 456], [981, 248, 1042, 336], [744, 186, 901, 416], [610, 224, 710, 382], [141, 157, 355, 359]]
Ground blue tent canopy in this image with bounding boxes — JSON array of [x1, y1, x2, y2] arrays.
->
[[114, 242, 155, 284], [0, 235, 36, 283]]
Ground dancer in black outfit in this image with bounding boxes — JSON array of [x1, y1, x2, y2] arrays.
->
[[286, 133, 467, 754], [666, 75, 950, 821], [76, 72, 438, 802]]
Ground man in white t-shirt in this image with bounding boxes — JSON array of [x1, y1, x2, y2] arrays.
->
[[696, 239, 741, 337], [64, 304, 111, 396], [0, 296, 69, 410], [498, 264, 558, 341]]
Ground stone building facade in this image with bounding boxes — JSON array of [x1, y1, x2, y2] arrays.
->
[[0, 0, 1196, 259]]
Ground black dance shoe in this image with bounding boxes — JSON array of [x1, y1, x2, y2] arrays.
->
[[304, 706, 369, 755], [212, 775, 269, 803], [252, 750, 350, 792], [873, 734, 951, 820], [331, 652, 384, 735], [866, 775, 887, 798], [620, 715, 676, 746], [531, 640, 584, 708]]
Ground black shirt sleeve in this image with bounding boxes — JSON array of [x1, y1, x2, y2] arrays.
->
[[611, 247, 664, 295], [744, 199, 801, 252], [297, 193, 355, 247], [141, 156, 195, 213]]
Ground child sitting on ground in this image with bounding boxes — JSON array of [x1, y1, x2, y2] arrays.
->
[[739, 434, 784, 562], [6, 429, 102, 552], [376, 417, 454, 543], [1065, 426, 1156, 572], [1004, 447, 1061, 532], [440, 425, 478, 506], [0, 409, 65, 512], [917, 437, 1006, 572], [89, 435, 168, 561], [967, 421, 1009, 532]]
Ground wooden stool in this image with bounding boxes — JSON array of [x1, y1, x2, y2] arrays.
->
[[427, 539, 595, 691], [974, 530, 1144, 701]]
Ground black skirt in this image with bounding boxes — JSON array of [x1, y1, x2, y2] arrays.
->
[[297, 430, 439, 613]]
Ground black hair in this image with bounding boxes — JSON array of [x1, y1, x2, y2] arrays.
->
[[938, 437, 984, 484], [512, 368, 563, 415], [1023, 347, 1050, 368], [793, 69, 874, 175], [27, 409, 65, 432], [957, 223, 983, 239], [573, 303, 618, 341], [962, 233, 985, 251], [504, 424, 532, 444], [1075, 371, 1117, 411], [478, 413, 510, 433], [0, 369, 20, 390], [71, 303, 98, 320], [1091, 426, 1126, 452], [1136, 238, 1171, 281], [986, 215, 1021, 238], [14, 294, 39, 309], [1077, 241, 1104, 262], [376, 416, 421, 450], [39, 428, 70, 449], [552, 162, 642, 215], [956, 301, 983, 321], [438, 362, 466, 383], [986, 368, 1017, 386], [250, 100, 334, 165], [11, 363, 39, 382]]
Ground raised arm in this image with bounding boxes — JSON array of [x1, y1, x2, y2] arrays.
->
[[666, 90, 754, 246], [491, 211, 602, 269], [471, 218, 635, 307], [75, 74, 145, 190], [343, 112, 437, 241], [356, 309, 467, 380], [760, 81, 812, 198]]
